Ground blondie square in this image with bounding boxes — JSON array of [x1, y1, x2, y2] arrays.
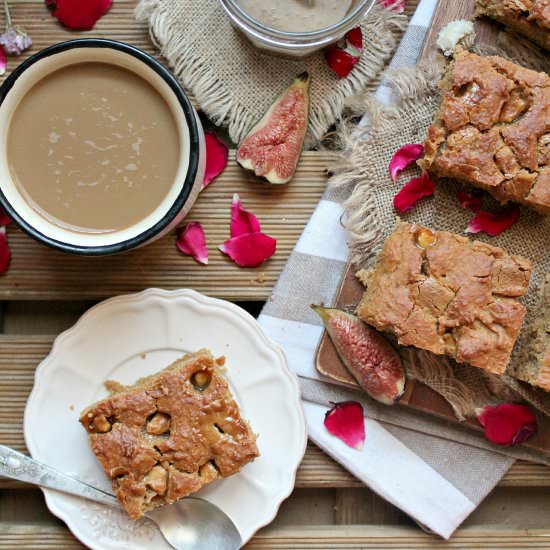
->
[[476, 0, 550, 51], [423, 49, 550, 214], [357, 221, 532, 375], [80, 350, 259, 520]]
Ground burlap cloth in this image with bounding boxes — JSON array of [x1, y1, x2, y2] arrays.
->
[[329, 36, 550, 422], [135, 0, 408, 148]]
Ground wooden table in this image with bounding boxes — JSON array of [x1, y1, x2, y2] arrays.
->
[[0, 1, 549, 548]]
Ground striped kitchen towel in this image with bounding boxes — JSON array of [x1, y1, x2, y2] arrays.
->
[[258, 0, 530, 538]]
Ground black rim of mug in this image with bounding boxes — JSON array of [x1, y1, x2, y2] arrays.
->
[[0, 38, 201, 256]]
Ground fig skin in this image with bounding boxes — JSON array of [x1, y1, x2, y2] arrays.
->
[[237, 72, 310, 185], [313, 305, 406, 405]]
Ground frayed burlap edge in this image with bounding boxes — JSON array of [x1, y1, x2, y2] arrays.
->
[[135, 1, 408, 147], [328, 44, 550, 420]]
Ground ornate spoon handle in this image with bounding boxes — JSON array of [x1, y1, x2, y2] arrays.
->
[[0, 444, 120, 508]]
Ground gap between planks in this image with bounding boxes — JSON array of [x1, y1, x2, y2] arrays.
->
[[0, 335, 548, 489], [0, 523, 549, 549]]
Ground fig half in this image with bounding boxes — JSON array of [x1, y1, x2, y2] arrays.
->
[[313, 306, 406, 405], [237, 72, 310, 184]]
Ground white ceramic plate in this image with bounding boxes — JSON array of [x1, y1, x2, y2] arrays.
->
[[24, 289, 307, 549]]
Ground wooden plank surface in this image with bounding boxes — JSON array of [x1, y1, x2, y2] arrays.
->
[[1, 0, 550, 548], [1, 524, 549, 549], [0, 1, 331, 301], [0, 152, 329, 300], [0, 334, 548, 489]]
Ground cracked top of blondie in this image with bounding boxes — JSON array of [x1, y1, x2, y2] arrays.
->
[[357, 221, 532, 375], [423, 49, 550, 214], [80, 349, 259, 520], [476, 0, 550, 50]]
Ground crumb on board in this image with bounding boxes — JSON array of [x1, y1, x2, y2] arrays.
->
[[69, 404, 75, 411], [140, 352, 146, 359], [250, 272, 267, 285]]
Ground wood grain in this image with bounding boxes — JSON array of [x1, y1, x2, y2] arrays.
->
[[0, 152, 330, 300], [1, 523, 549, 549], [0, 2, 333, 301], [1, 0, 550, 548], [0, 335, 548, 489]]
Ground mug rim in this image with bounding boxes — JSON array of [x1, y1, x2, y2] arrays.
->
[[0, 38, 200, 256]]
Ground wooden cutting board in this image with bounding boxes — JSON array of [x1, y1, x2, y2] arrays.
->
[[315, 0, 550, 456]]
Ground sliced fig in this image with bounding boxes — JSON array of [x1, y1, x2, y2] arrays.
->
[[237, 72, 310, 185], [313, 306, 406, 405]]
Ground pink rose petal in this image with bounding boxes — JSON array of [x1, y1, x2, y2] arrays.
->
[[231, 193, 261, 238], [0, 47, 6, 76], [345, 27, 363, 55], [457, 191, 483, 212], [0, 227, 10, 274], [324, 401, 365, 451], [476, 403, 537, 446], [0, 207, 11, 226], [466, 205, 520, 236], [393, 172, 435, 213], [203, 131, 228, 189], [219, 232, 276, 267], [45, 0, 112, 31], [176, 222, 208, 265], [389, 144, 423, 182], [379, 0, 406, 11]]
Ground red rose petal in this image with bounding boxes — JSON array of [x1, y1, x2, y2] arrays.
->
[[389, 143, 424, 182], [325, 47, 359, 78], [176, 222, 208, 265], [346, 27, 363, 53], [203, 131, 228, 189], [466, 205, 520, 236], [45, 0, 113, 31], [457, 191, 483, 212], [476, 403, 537, 446], [0, 47, 6, 76], [324, 401, 365, 451], [0, 207, 11, 226], [219, 232, 276, 267], [393, 172, 435, 213], [379, 0, 406, 11], [230, 193, 261, 238], [0, 227, 10, 274]]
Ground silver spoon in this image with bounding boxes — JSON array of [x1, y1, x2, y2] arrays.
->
[[0, 444, 241, 550]]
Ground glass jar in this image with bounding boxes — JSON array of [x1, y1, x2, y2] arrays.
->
[[219, 0, 376, 57]]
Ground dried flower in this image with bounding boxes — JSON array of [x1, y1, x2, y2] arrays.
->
[[0, 27, 31, 56], [0, 1, 32, 56]]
